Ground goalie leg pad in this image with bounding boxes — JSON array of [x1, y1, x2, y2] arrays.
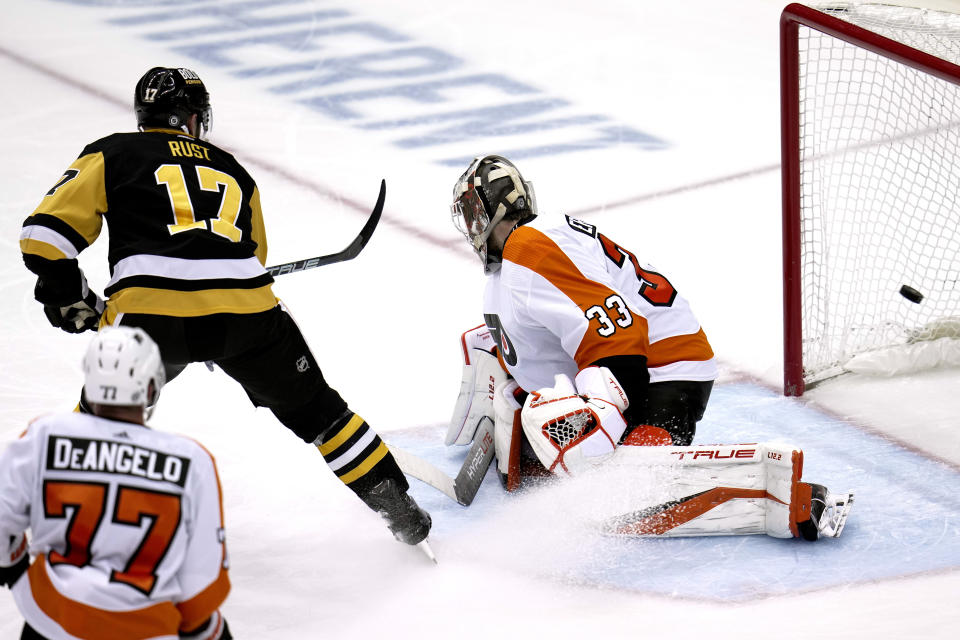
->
[[446, 326, 508, 446], [493, 379, 523, 490], [604, 443, 845, 539]]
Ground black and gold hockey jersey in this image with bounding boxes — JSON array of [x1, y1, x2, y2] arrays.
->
[[20, 128, 277, 323]]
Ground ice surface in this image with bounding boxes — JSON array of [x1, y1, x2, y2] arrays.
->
[[1, 1, 958, 639]]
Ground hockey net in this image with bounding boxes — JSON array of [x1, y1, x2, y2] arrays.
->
[[781, 1, 960, 395]]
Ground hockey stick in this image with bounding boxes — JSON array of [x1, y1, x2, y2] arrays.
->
[[390, 418, 495, 506], [201, 181, 384, 373], [266, 179, 386, 277]]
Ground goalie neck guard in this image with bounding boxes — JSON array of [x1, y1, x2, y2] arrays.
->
[[451, 155, 537, 274]]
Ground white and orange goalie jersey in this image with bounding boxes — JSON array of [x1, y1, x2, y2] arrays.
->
[[483, 214, 717, 392], [0, 412, 230, 640]]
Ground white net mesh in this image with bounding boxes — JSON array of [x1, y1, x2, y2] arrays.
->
[[544, 410, 594, 449], [797, 2, 960, 384]]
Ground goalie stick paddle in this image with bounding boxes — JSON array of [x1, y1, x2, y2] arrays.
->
[[265, 179, 386, 277], [391, 417, 496, 507]]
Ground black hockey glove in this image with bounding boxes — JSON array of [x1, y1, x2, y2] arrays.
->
[[1, 532, 29, 588], [34, 271, 104, 334], [180, 613, 232, 640], [42, 292, 104, 333], [0, 554, 28, 589]]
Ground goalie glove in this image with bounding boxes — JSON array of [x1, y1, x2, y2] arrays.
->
[[446, 325, 509, 446], [35, 270, 104, 334], [520, 367, 629, 475]]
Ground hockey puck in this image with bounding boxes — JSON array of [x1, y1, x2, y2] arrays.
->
[[899, 285, 924, 304]]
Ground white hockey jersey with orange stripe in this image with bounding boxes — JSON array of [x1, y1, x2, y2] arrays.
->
[[484, 215, 717, 392], [0, 412, 229, 640]]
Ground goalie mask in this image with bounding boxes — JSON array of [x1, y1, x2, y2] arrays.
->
[[451, 155, 537, 274], [82, 326, 165, 409], [135, 66, 212, 138]]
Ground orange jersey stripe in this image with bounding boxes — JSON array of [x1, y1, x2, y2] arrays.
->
[[28, 555, 180, 639], [176, 570, 230, 632], [504, 227, 649, 368], [647, 327, 714, 368]]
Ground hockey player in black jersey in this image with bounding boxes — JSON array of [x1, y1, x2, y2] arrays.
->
[[19, 66, 430, 547]]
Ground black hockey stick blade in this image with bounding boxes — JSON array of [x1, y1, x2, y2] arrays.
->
[[266, 179, 386, 277], [390, 417, 495, 507], [451, 417, 495, 506]]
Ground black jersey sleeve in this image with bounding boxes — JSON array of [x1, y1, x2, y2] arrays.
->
[[21, 144, 108, 277]]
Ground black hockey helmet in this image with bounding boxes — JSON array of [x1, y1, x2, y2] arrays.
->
[[451, 155, 537, 274], [134, 67, 211, 138]]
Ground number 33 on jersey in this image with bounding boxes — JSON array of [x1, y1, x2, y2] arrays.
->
[[482, 215, 717, 393]]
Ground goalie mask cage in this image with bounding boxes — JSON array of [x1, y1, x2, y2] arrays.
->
[[781, 2, 960, 395]]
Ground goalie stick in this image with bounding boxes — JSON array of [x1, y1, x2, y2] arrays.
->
[[265, 179, 386, 277], [390, 417, 495, 506]]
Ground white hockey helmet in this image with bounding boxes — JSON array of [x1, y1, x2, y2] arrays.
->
[[451, 155, 537, 274], [82, 326, 165, 408]]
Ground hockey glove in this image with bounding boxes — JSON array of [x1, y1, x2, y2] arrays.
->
[[35, 272, 104, 334], [180, 611, 232, 640], [520, 368, 629, 475], [0, 532, 29, 588], [446, 325, 510, 446]]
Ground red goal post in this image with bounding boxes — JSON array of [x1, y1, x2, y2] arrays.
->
[[781, 2, 960, 395]]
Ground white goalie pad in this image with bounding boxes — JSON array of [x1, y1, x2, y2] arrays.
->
[[492, 379, 523, 481], [598, 443, 853, 540], [446, 325, 509, 446]]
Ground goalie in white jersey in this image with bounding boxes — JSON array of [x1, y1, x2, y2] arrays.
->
[[0, 326, 231, 640], [448, 155, 717, 481], [445, 156, 853, 541]]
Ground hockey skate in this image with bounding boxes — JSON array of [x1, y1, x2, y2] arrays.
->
[[361, 479, 432, 545], [797, 483, 854, 541]]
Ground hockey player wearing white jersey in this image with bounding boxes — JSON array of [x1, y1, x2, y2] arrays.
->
[[448, 155, 716, 475], [0, 327, 232, 639], [445, 155, 853, 541]]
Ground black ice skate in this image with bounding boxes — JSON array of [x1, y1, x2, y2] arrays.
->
[[797, 483, 854, 541], [361, 479, 432, 545]]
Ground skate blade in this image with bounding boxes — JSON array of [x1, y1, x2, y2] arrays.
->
[[417, 539, 438, 564], [820, 492, 854, 538]]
